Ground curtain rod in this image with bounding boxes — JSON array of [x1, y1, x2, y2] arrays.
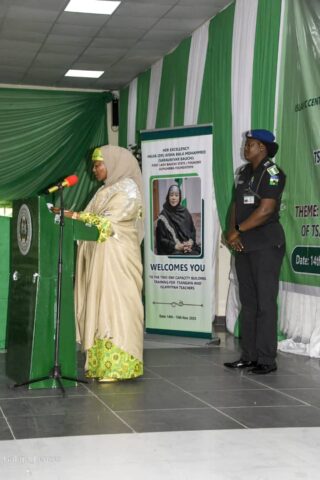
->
[[0, 83, 114, 94]]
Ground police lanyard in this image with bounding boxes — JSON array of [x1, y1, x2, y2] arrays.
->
[[243, 168, 266, 205], [245, 169, 267, 201]]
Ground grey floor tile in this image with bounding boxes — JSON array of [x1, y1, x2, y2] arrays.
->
[[244, 374, 320, 389], [220, 405, 320, 428], [277, 352, 320, 366], [186, 351, 242, 361], [0, 375, 12, 386], [167, 374, 259, 392], [0, 383, 90, 399], [274, 365, 320, 376], [278, 388, 320, 407], [86, 378, 166, 395], [7, 411, 131, 439], [276, 356, 320, 375], [186, 345, 242, 356], [118, 408, 244, 432], [0, 418, 14, 440], [193, 388, 306, 408], [143, 348, 214, 366], [149, 364, 232, 378], [140, 368, 162, 379], [0, 395, 105, 418], [97, 385, 206, 411], [144, 333, 210, 348]]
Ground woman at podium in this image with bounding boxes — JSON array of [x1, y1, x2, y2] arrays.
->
[[63, 146, 144, 382]]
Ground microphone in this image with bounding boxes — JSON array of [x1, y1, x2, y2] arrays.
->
[[47, 175, 79, 194]]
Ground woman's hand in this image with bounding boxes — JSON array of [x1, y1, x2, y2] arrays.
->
[[183, 240, 193, 253], [51, 206, 61, 215], [175, 242, 185, 252], [226, 229, 244, 252], [50, 207, 78, 220]]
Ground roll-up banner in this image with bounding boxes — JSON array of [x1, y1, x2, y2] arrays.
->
[[141, 125, 215, 337]]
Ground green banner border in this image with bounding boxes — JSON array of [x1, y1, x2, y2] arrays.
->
[[146, 328, 212, 339]]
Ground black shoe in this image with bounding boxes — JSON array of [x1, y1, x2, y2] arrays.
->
[[224, 359, 257, 369], [247, 363, 277, 375]]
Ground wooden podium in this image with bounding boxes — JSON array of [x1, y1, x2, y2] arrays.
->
[[6, 196, 98, 389]]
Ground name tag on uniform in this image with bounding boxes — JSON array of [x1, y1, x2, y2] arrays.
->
[[243, 195, 254, 204]]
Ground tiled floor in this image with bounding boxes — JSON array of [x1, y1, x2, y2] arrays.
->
[[1, 331, 320, 440]]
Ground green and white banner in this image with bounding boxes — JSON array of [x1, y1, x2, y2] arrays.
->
[[276, 0, 320, 354], [141, 125, 218, 337], [278, 0, 320, 286]]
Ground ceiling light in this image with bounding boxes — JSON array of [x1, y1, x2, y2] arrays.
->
[[65, 69, 104, 78], [65, 0, 121, 15]]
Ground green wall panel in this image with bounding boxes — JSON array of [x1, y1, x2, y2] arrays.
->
[[0, 216, 10, 349]]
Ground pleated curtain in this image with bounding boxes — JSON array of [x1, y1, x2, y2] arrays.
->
[[116, 0, 320, 357]]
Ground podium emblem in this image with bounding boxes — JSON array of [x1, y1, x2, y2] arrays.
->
[[17, 204, 32, 255]]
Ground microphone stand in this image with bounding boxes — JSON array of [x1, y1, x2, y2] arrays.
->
[[14, 186, 87, 396]]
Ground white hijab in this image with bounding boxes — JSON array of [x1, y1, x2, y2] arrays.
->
[[99, 145, 145, 243]]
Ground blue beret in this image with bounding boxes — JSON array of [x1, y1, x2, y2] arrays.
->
[[246, 129, 275, 143], [246, 129, 279, 157]]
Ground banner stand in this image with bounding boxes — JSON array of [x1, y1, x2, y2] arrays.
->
[[142, 125, 220, 340]]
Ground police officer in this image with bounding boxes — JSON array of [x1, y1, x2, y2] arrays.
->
[[224, 129, 286, 374]]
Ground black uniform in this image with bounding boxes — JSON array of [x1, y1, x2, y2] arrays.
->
[[235, 158, 286, 365]]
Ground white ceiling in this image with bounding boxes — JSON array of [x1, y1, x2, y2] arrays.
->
[[0, 0, 231, 91]]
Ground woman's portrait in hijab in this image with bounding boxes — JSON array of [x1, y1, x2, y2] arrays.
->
[[154, 178, 201, 256]]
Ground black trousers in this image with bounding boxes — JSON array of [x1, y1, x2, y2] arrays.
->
[[235, 245, 285, 365]]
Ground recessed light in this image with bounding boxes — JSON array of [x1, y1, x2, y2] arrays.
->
[[65, 0, 121, 15], [65, 69, 104, 78]]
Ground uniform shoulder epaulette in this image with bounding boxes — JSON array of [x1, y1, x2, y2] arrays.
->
[[263, 160, 272, 168], [266, 164, 279, 176]]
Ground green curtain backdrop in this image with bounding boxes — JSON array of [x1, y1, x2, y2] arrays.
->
[[117, 1, 284, 238], [135, 69, 151, 143], [0, 87, 111, 209], [198, 4, 235, 232], [155, 53, 175, 128], [156, 37, 191, 128], [251, 0, 282, 128], [277, 0, 320, 287], [173, 37, 192, 126], [119, 86, 129, 148], [0, 216, 10, 349]]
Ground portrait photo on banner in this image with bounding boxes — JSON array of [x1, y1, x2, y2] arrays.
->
[[152, 176, 202, 257]]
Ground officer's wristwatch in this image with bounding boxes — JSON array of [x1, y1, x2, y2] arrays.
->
[[235, 224, 242, 233]]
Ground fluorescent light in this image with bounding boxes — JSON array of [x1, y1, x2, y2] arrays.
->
[[65, 69, 104, 78], [65, 0, 121, 15]]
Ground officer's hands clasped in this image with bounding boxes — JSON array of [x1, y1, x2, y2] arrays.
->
[[226, 229, 244, 252]]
